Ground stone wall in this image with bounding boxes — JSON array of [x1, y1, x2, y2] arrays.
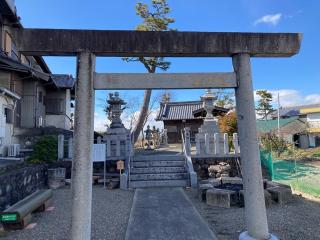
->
[[192, 157, 241, 179], [0, 164, 47, 211]]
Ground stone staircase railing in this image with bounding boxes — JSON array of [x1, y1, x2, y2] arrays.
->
[[181, 130, 197, 188]]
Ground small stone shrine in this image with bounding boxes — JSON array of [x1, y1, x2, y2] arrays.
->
[[144, 125, 153, 150], [103, 92, 131, 161]]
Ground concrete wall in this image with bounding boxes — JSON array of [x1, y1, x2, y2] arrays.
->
[[20, 80, 46, 128], [46, 114, 71, 130], [21, 80, 36, 128], [0, 163, 47, 211], [45, 90, 66, 115], [45, 89, 72, 130]]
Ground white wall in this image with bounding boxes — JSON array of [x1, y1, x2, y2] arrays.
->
[[307, 113, 320, 128], [0, 95, 15, 156]]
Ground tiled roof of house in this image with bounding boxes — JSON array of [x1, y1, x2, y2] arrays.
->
[[256, 116, 306, 135], [156, 101, 228, 121], [272, 103, 320, 118], [51, 74, 75, 89]]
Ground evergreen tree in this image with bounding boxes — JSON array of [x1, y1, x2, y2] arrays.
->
[[256, 90, 274, 120], [123, 0, 175, 143]]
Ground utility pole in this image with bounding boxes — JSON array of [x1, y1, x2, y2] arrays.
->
[[277, 92, 281, 136]]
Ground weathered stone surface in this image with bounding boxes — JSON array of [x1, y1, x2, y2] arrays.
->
[[221, 177, 243, 185], [267, 186, 293, 204], [14, 29, 302, 57], [266, 181, 291, 189], [94, 72, 237, 90], [198, 184, 214, 201], [239, 190, 272, 208], [199, 178, 221, 186], [0, 165, 47, 211], [48, 168, 66, 189], [206, 188, 237, 208]]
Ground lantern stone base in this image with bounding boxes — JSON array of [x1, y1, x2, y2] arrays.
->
[[239, 231, 278, 240]]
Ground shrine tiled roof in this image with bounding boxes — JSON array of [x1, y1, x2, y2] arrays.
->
[[156, 101, 228, 121]]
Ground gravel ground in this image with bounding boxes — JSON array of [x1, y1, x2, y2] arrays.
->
[[185, 189, 320, 240], [2, 186, 134, 240]]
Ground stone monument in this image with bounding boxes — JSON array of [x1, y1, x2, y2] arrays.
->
[[195, 89, 223, 155]]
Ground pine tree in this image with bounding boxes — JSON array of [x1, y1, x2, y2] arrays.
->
[[256, 90, 274, 120], [123, 0, 175, 143]]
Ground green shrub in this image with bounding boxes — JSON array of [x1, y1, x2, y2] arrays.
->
[[260, 134, 288, 157], [27, 136, 58, 164]]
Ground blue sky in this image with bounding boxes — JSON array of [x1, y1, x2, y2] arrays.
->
[[15, 0, 320, 131]]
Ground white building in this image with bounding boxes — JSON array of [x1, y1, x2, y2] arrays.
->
[[0, 87, 20, 155], [272, 104, 320, 148]]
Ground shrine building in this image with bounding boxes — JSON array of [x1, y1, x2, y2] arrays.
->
[[156, 98, 229, 143]]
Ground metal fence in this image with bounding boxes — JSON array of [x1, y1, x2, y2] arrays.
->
[[260, 149, 320, 198]]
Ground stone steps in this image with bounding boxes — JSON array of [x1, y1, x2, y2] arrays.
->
[[132, 155, 184, 161], [129, 179, 189, 188], [132, 160, 185, 168], [129, 155, 190, 188], [130, 166, 186, 174], [130, 173, 189, 181]]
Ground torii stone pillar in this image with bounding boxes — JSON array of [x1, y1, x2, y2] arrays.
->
[[70, 52, 95, 240], [233, 54, 277, 240]]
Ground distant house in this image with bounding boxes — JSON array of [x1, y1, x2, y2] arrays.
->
[[0, 1, 75, 156], [156, 100, 228, 143], [45, 74, 75, 130], [269, 104, 320, 148], [256, 116, 308, 147]]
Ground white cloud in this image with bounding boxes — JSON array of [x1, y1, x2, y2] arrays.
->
[[254, 89, 320, 107], [94, 113, 109, 132], [254, 13, 282, 26]]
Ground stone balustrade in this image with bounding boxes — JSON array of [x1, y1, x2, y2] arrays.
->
[[183, 129, 239, 156]]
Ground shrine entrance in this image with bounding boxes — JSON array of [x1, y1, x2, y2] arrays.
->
[[13, 28, 301, 240]]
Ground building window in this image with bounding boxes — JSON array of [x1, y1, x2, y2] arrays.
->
[[4, 108, 13, 124], [38, 91, 43, 103], [4, 32, 19, 60]]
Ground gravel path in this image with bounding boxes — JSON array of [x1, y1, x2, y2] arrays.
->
[[2, 186, 134, 240], [185, 189, 320, 240]]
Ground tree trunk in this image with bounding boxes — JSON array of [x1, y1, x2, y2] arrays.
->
[[133, 89, 152, 143]]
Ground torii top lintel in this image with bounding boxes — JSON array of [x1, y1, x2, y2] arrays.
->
[[13, 28, 302, 57]]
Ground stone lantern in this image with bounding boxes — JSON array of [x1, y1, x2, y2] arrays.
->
[[201, 89, 217, 120], [104, 92, 131, 161], [106, 92, 126, 129]]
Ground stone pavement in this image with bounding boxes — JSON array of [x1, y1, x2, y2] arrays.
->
[[125, 187, 217, 240]]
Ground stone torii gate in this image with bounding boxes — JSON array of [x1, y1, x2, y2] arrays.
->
[[13, 29, 301, 240]]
